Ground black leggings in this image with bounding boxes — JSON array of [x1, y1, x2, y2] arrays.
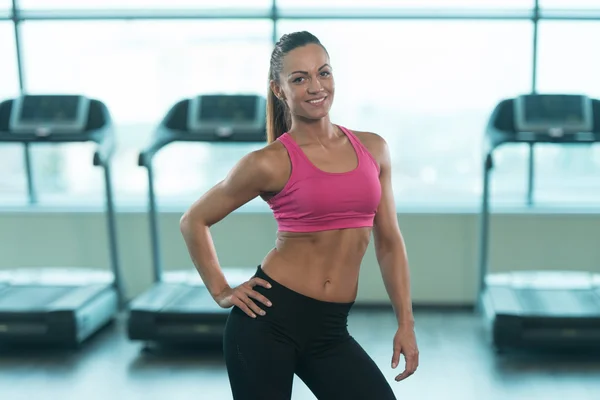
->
[[223, 265, 397, 400]]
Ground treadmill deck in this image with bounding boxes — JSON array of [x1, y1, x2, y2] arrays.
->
[[127, 268, 255, 342], [0, 268, 118, 345], [485, 270, 600, 317], [481, 271, 600, 350]]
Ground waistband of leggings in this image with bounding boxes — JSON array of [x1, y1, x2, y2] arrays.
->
[[253, 265, 355, 312]]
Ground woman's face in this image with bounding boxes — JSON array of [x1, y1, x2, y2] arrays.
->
[[271, 43, 335, 122]]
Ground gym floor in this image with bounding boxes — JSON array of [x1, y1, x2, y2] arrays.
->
[[1, 308, 598, 400]]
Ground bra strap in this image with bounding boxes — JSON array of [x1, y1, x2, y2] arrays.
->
[[277, 133, 306, 167], [337, 125, 381, 173]]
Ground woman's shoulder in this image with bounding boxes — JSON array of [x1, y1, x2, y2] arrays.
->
[[239, 139, 291, 183], [257, 138, 290, 165], [341, 127, 388, 161]]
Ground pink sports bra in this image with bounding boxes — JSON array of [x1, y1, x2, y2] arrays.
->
[[266, 125, 381, 233]]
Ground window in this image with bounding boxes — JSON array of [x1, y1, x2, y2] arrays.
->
[[0, 22, 23, 203], [277, 20, 533, 205], [0, 2, 10, 18], [537, 22, 600, 103], [531, 21, 600, 205], [277, 0, 532, 10], [20, 20, 273, 206], [0, 23, 18, 101], [540, 0, 600, 9], [19, 0, 271, 10], [540, 0, 600, 18]]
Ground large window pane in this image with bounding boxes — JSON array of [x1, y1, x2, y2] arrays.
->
[[537, 22, 600, 102], [277, 21, 533, 205], [21, 20, 272, 206], [278, 0, 532, 10], [0, 0, 10, 11], [0, 22, 24, 202], [541, 0, 600, 9], [20, 0, 270, 10], [530, 21, 600, 205], [0, 23, 19, 107], [0, 6, 10, 19]]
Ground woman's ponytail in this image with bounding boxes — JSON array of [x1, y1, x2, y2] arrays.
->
[[266, 80, 290, 143]]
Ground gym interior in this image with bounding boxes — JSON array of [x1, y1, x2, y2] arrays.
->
[[1, 1, 599, 399]]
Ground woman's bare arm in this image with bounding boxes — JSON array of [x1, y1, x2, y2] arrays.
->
[[179, 149, 281, 300]]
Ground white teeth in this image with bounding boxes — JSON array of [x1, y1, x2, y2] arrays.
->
[[309, 98, 325, 104]]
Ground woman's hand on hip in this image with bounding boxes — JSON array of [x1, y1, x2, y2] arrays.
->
[[214, 277, 273, 318]]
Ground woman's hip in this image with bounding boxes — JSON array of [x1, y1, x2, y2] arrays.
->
[[224, 265, 355, 345]]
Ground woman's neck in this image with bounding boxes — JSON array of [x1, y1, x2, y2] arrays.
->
[[288, 116, 339, 144]]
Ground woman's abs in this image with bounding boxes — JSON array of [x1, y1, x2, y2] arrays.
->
[[259, 227, 372, 303]]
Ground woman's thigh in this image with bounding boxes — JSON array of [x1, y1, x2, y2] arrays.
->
[[223, 306, 298, 400], [296, 336, 397, 400]]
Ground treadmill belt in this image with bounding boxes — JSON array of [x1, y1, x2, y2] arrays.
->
[[163, 287, 222, 313], [517, 289, 600, 317], [0, 286, 72, 311]]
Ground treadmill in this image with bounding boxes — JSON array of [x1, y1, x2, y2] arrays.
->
[[478, 93, 600, 352], [0, 94, 125, 347], [127, 94, 266, 345]]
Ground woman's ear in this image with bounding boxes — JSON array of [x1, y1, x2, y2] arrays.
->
[[270, 80, 284, 100]]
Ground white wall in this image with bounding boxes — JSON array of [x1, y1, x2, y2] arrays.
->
[[1, 208, 599, 305]]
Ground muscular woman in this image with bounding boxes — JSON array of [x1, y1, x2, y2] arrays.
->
[[180, 31, 419, 400]]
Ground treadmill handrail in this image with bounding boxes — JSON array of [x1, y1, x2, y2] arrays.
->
[[138, 96, 267, 168], [138, 127, 177, 167], [92, 102, 116, 167], [93, 128, 115, 167], [0, 98, 117, 166], [483, 97, 600, 151]]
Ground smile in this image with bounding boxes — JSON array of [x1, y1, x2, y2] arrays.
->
[[307, 97, 326, 105]]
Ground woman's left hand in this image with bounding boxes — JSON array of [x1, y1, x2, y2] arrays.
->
[[391, 324, 419, 382]]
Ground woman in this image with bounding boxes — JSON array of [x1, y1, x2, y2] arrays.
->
[[180, 31, 418, 400]]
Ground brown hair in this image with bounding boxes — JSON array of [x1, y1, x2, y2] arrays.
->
[[266, 31, 328, 143]]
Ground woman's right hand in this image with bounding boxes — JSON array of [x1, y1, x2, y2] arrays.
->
[[214, 277, 273, 318]]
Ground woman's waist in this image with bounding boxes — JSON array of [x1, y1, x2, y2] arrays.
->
[[260, 250, 362, 304], [250, 263, 356, 325]]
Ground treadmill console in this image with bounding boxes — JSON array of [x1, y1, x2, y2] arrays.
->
[[9, 94, 90, 136], [514, 94, 594, 139], [187, 94, 265, 137]]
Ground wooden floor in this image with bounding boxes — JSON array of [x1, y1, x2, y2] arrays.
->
[[1, 308, 599, 400]]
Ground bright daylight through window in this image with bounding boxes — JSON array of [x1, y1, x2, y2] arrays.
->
[[1, 1, 599, 209]]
